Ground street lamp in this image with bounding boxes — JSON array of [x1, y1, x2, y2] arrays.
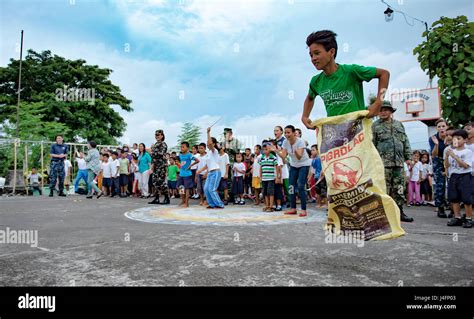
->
[[380, 0, 432, 87], [384, 7, 394, 22]]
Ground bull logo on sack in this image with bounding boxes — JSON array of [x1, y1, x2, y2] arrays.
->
[[327, 156, 363, 191]]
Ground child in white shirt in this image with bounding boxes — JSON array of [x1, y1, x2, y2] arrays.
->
[[100, 153, 112, 196], [446, 129, 473, 228], [232, 153, 247, 205], [420, 152, 433, 204], [408, 151, 423, 206]]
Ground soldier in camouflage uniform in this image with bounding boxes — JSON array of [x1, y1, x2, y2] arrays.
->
[[148, 129, 170, 205], [219, 128, 243, 203], [429, 119, 448, 218], [49, 135, 69, 197], [372, 101, 414, 222]]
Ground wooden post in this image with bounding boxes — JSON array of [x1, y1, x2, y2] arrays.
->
[[12, 139, 18, 194], [41, 142, 44, 190], [24, 144, 28, 195], [71, 145, 75, 189]]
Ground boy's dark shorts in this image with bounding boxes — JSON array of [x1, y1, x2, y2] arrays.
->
[[244, 175, 252, 186], [119, 174, 128, 186], [274, 182, 283, 201], [191, 169, 197, 187], [448, 173, 472, 204], [167, 180, 177, 190], [315, 178, 327, 197], [112, 176, 120, 186], [218, 178, 228, 192], [262, 180, 275, 197], [102, 177, 111, 187], [196, 174, 206, 194], [420, 179, 431, 195], [177, 176, 194, 190]]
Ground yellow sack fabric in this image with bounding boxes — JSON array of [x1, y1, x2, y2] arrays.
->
[[312, 110, 405, 240]]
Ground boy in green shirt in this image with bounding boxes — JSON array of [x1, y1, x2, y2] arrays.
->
[[301, 30, 390, 127], [167, 157, 179, 199], [119, 152, 130, 197]]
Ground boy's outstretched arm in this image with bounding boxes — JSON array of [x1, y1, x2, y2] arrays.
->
[[302, 94, 315, 130], [367, 68, 390, 118]]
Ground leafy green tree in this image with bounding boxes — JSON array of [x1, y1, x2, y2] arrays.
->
[[0, 49, 133, 144], [413, 15, 474, 126], [177, 122, 202, 149], [0, 102, 70, 177], [3, 102, 70, 140]]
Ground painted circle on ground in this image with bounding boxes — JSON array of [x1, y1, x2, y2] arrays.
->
[[124, 205, 327, 226]]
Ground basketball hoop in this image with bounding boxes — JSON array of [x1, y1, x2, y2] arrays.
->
[[391, 87, 441, 123], [406, 100, 424, 118]]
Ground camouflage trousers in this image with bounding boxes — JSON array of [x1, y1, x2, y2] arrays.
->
[[432, 159, 446, 208], [384, 167, 405, 207], [50, 160, 65, 191], [152, 166, 168, 196]]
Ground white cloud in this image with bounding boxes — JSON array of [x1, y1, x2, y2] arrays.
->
[[116, 0, 274, 39], [114, 0, 277, 61]]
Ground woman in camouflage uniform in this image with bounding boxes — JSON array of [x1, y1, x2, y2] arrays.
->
[[149, 129, 170, 205]]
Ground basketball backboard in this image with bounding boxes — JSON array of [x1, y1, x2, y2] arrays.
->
[[391, 87, 441, 122]]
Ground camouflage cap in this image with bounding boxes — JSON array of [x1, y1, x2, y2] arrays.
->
[[380, 100, 396, 113]]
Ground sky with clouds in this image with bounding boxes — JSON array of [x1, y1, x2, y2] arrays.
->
[[1, 0, 472, 150]]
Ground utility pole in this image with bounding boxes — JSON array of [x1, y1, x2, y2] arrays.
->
[[16, 30, 24, 138]]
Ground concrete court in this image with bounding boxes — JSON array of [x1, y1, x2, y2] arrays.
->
[[0, 195, 472, 286]]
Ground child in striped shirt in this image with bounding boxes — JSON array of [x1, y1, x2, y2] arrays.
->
[[260, 141, 279, 212]]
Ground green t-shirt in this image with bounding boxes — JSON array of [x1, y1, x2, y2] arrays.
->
[[119, 158, 129, 174], [167, 165, 179, 182], [308, 64, 376, 117]]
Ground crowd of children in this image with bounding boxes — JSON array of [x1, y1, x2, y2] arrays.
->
[[26, 121, 472, 227], [403, 122, 473, 228], [28, 125, 330, 215]]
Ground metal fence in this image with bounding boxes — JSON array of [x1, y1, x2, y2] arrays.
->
[[0, 138, 118, 194]]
